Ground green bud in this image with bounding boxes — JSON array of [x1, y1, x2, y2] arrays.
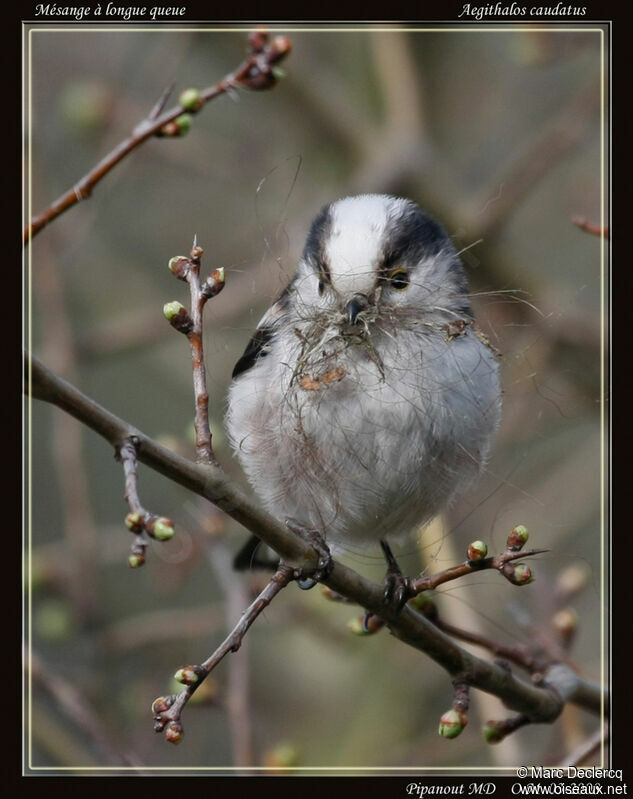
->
[[152, 517, 175, 541], [179, 88, 202, 111], [202, 268, 226, 299], [174, 113, 191, 135], [438, 709, 467, 739], [507, 525, 529, 550], [163, 302, 193, 334], [128, 553, 145, 568], [168, 256, 189, 280], [513, 563, 534, 585], [163, 301, 186, 321], [271, 66, 287, 80], [174, 666, 200, 685], [467, 540, 488, 561], [151, 696, 172, 715], [482, 721, 504, 744], [165, 721, 183, 745], [125, 511, 144, 531]]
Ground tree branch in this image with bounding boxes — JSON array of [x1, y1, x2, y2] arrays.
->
[[25, 351, 605, 727], [152, 565, 294, 744], [24, 31, 291, 244]]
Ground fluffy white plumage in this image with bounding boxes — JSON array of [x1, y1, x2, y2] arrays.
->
[[226, 195, 501, 552]]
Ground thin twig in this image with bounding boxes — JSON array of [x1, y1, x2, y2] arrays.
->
[[187, 247, 214, 463], [435, 618, 540, 673], [152, 565, 294, 743], [164, 245, 225, 464], [409, 547, 547, 596], [117, 436, 175, 566], [204, 533, 254, 768], [24, 33, 291, 244]]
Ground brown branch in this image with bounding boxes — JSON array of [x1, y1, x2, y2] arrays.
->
[[24, 32, 291, 244], [409, 544, 547, 595], [165, 244, 225, 464], [435, 618, 541, 674], [25, 352, 606, 729], [117, 437, 175, 567], [152, 565, 294, 744], [201, 509, 254, 769]]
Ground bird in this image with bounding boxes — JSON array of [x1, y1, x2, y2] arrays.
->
[[225, 194, 501, 601]]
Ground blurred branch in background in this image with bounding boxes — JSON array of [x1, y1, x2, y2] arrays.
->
[[29, 648, 144, 768]]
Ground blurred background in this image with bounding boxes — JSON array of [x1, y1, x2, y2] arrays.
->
[[25, 24, 607, 773]]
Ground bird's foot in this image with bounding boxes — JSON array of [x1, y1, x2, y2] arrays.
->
[[285, 518, 333, 590], [381, 539, 413, 614]]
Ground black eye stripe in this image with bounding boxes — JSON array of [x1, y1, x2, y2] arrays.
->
[[379, 248, 404, 277], [317, 259, 331, 282]]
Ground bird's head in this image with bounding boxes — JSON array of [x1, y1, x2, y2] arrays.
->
[[291, 195, 473, 335]]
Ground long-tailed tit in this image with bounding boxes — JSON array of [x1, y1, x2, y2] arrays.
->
[[226, 195, 501, 598]]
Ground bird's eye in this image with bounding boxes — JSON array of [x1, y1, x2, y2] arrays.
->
[[389, 268, 410, 290], [318, 276, 326, 296]]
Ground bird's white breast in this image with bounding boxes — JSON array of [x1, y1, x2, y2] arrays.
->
[[226, 322, 500, 551]]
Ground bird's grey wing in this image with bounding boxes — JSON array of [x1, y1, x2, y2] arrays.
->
[[231, 294, 288, 379]]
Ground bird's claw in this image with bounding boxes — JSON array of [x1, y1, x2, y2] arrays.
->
[[380, 539, 412, 614], [383, 570, 412, 614], [285, 518, 333, 589]]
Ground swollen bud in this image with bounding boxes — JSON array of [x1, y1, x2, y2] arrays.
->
[[269, 36, 292, 62], [503, 562, 534, 585], [201, 268, 226, 299], [482, 721, 505, 744], [165, 721, 184, 745], [174, 665, 201, 686], [150, 517, 175, 541], [168, 256, 190, 280], [125, 511, 144, 532], [347, 614, 383, 635], [128, 552, 145, 568], [467, 540, 488, 562], [438, 709, 467, 739], [151, 695, 174, 715], [163, 301, 193, 334], [160, 114, 191, 137], [507, 525, 529, 551], [179, 88, 202, 112]]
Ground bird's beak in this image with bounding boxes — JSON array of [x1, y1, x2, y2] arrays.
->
[[345, 295, 368, 325]]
